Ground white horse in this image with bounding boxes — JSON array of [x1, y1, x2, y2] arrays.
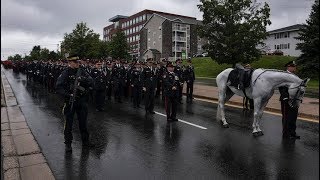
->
[[216, 68, 310, 136]]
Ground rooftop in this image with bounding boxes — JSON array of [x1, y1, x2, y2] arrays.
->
[[268, 24, 304, 34], [109, 15, 128, 22]]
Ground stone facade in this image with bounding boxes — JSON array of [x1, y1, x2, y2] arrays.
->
[[161, 20, 172, 59], [190, 24, 198, 57], [139, 28, 148, 59]]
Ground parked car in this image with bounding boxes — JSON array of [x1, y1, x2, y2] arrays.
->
[[202, 52, 209, 57], [194, 54, 204, 57], [272, 50, 284, 56]]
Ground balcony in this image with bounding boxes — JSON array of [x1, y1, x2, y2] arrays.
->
[[173, 26, 187, 31], [172, 36, 186, 42], [172, 47, 186, 52]]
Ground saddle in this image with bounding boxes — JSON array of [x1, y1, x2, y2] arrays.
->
[[227, 65, 254, 91]]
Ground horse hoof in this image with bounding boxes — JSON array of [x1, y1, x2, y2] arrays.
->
[[258, 131, 264, 136], [252, 132, 259, 137], [222, 124, 229, 128]]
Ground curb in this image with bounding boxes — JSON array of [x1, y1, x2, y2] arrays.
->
[[1, 69, 55, 180], [189, 94, 319, 121]]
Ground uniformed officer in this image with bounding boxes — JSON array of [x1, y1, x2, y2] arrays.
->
[[91, 60, 107, 111], [184, 59, 195, 103], [159, 61, 167, 100], [55, 55, 94, 152], [163, 62, 179, 122], [279, 61, 300, 139], [243, 63, 254, 110], [174, 59, 185, 104], [130, 62, 143, 108], [112, 59, 126, 103], [105, 61, 113, 100], [142, 59, 157, 114]]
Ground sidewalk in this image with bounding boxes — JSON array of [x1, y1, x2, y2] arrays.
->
[[188, 84, 319, 121], [1, 70, 55, 180]]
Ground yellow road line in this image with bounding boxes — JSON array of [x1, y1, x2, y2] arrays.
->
[[194, 98, 319, 123]]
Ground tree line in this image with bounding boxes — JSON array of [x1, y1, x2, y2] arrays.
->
[[8, 22, 130, 61]]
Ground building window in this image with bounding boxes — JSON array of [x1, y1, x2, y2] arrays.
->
[[288, 32, 290, 38], [288, 43, 290, 49], [274, 45, 276, 49], [159, 35, 162, 39], [153, 41, 156, 46]]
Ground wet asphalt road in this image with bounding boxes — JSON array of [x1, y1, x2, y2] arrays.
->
[[3, 68, 319, 180]]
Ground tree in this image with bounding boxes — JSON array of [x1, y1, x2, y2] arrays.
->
[[108, 30, 130, 60], [198, 0, 271, 66], [40, 48, 50, 60], [7, 56, 14, 61], [61, 22, 101, 59], [99, 40, 110, 59], [295, 0, 319, 79], [13, 54, 22, 61], [30, 45, 41, 60], [48, 51, 60, 60]]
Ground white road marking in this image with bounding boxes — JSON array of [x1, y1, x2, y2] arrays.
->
[[154, 111, 207, 130], [195, 98, 319, 123]]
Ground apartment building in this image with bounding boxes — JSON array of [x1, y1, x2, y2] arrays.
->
[[103, 9, 206, 60], [140, 13, 205, 61], [263, 24, 304, 57]]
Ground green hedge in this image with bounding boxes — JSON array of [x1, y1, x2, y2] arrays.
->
[[188, 55, 318, 90], [189, 55, 297, 78]]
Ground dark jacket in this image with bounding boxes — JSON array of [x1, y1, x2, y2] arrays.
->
[[55, 67, 93, 101], [163, 72, 179, 97], [184, 65, 195, 83], [91, 68, 107, 90], [130, 68, 143, 87], [141, 66, 157, 90]]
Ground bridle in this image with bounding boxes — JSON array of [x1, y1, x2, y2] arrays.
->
[[288, 82, 306, 108]]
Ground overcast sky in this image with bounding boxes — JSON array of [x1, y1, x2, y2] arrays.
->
[[1, 0, 315, 59]]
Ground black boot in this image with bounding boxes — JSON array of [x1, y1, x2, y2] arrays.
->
[[82, 141, 95, 148], [65, 144, 72, 153]]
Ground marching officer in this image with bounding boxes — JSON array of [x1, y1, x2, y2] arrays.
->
[[279, 61, 300, 140], [105, 61, 113, 101], [159, 61, 167, 100], [142, 59, 157, 114], [174, 59, 185, 104], [91, 60, 107, 111], [163, 62, 179, 122], [155, 62, 162, 98], [130, 62, 143, 108], [112, 59, 126, 103], [55, 55, 94, 152], [184, 59, 195, 103]]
